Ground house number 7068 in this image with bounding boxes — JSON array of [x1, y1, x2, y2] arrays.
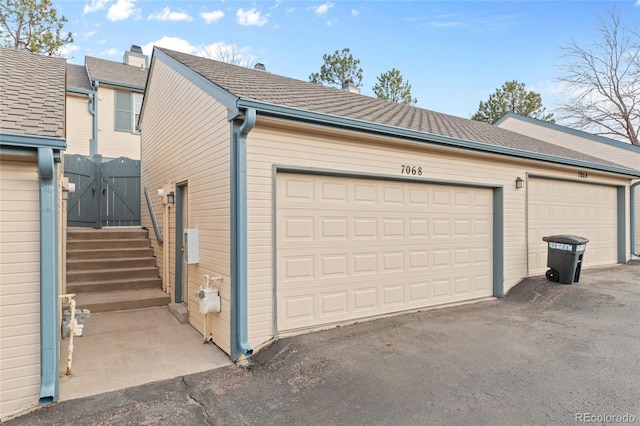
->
[[401, 165, 422, 176]]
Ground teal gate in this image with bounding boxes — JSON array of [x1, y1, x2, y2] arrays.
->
[[65, 155, 141, 228]]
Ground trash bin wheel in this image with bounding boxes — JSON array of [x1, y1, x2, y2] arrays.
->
[[545, 268, 559, 282]]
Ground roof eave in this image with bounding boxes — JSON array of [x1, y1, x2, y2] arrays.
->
[[91, 77, 145, 91], [237, 99, 640, 179], [0, 132, 66, 150]]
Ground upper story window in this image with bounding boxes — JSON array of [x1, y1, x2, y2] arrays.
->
[[115, 91, 143, 133]]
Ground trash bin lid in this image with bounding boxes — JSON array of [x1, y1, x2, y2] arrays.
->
[[542, 234, 589, 245]]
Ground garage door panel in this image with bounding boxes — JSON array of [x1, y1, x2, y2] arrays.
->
[[277, 174, 493, 332], [528, 178, 617, 275]]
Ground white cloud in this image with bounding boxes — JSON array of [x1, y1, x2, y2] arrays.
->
[[326, 19, 334, 27], [236, 8, 268, 26], [83, 0, 111, 15], [141, 36, 196, 56], [286, 7, 296, 14], [313, 2, 334, 16], [148, 7, 193, 22], [201, 10, 224, 24], [107, 0, 140, 22], [100, 48, 120, 56], [59, 44, 80, 58], [85, 30, 97, 38], [351, 9, 360, 17]]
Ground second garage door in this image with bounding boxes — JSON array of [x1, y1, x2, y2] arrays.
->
[[276, 173, 494, 332], [528, 177, 618, 276]]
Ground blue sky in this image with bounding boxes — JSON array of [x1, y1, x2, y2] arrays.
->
[[57, 0, 640, 121]]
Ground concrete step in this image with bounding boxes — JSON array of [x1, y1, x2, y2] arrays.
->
[[67, 239, 150, 250], [67, 257, 157, 271], [67, 227, 149, 241], [67, 267, 159, 283], [72, 288, 171, 313], [67, 247, 154, 260], [67, 277, 163, 293]]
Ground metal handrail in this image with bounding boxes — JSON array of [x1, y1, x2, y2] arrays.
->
[[144, 187, 163, 245]]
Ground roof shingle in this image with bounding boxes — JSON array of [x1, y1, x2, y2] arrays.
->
[[67, 63, 92, 91], [158, 47, 629, 171], [0, 47, 66, 138], [85, 56, 147, 88]]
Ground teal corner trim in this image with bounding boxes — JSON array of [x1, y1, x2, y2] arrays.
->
[[617, 187, 627, 263], [37, 148, 59, 405], [493, 188, 505, 298], [0, 132, 66, 150], [231, 108, 256, 359], [631, 182, 640, 257]]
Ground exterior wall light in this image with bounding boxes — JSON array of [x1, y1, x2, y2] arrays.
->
[[515, 177, 525, 189], [167, 192, 175, 204]]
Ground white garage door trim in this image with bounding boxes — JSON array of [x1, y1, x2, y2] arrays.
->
[[273, 167, 503, 334], [527, 175, 623, 276]]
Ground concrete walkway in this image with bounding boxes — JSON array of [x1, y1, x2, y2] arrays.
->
[[8, 262, 640, 425], [58, 306, 230, 401]]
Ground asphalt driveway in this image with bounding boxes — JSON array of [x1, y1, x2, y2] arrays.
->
[[8, 262, 639, 425]]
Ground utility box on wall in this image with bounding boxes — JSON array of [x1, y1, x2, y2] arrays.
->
[[184, 228, 199, 264]]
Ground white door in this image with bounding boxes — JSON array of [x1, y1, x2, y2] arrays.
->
[[276, 173, 494, 332], [528, 178, 618, 276]]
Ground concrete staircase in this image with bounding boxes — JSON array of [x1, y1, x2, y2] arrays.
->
[[66, 227, 170, 313]]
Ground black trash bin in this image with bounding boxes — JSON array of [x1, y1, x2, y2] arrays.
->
[[542, 235, 589, 284]]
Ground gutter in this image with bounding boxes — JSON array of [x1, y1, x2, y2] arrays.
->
[[231, 108, 256, 358], [37, 147, 59, 404], [89, 81, 99, 157], [632, 181, 640, 257]]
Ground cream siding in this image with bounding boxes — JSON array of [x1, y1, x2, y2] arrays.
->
[[65, 94, 92, 156], [635, 184, 640, 257], [0, 157, 41, 420], [496, 117, 640, 171], [140, 59, 232, 354], [244, 120, 631, 348], [97, 85, 141, 160]]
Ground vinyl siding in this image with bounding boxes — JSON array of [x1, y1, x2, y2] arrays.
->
[[140, 59, 232, 354], [635, 184, 640, 258], [97, 86, 141, 160], [0, 157, 41, 420], [496, 117, 640, 171], [65, 94, 92, 156], [244, 119, 631, 348]]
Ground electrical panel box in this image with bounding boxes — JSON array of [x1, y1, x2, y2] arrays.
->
[[184, 228, 199, 264]]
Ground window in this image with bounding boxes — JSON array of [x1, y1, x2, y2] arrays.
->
[[115, 91, 143, 133]]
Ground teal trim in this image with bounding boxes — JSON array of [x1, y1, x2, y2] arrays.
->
[[632, 181, 640, 257], [617, 187, 626, 263], [271, 165, 279, 338], [175, 182, 187, 304], [494, 112, 640, 154], [151, 48, 239, 120], [37, 148, 59, 405], [67, 87, 94, 96], [231, 109, 255, 359], [0, 133, 66, 150], [91, 77, 144, 91], [144, 187, 163, 245], [237, 100, 640, 178], [493, 188, 505, 297]]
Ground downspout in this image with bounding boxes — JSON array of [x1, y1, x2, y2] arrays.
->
[[632, 181, 640, 257], [232, 108, 256, 358], [89, 82, 98, 158], [38, 147, 59, 404]]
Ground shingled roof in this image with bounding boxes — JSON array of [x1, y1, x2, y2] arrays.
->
[[67, 63, 92, 92], [0, 47, 66, 138], [157, 47, 634, 173], [85, 56, 147, 89]]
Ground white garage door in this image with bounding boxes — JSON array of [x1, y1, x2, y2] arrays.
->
[[276, 173, 494, 332], [528, 178, 618, 276]]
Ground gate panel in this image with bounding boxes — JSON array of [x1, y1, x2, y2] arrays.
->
[[64, 155, 141, 227], [101, 157, 141, 227], [65, 154, 99, 227]]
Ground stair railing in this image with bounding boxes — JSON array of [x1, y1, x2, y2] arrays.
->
[[144, 187, 163, 245]]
